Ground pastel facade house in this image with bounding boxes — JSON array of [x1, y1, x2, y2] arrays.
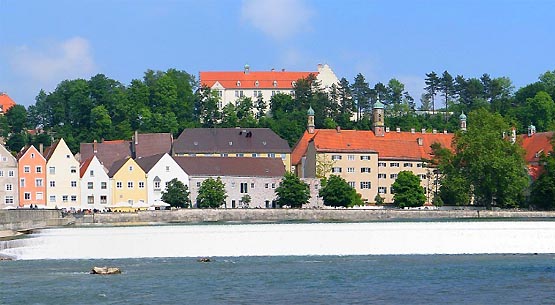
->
[[108, 157, 147, 211], [135, 153, 188, 207], [292, 105, 454, 204], [0, 143, 19, 208], [44, 139, 80, 208], [173, 128, 292, 171], [79, 155, 111, 210], [175, 156, 289, 209], [200, 64, 339, 110], [17, 145, 46, 208]]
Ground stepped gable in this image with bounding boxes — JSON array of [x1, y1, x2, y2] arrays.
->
[[520, 131, 553, 164], [174, 156, 285, 177], [292, 129, 454, 165], [133, 132, 172, 158], [135, 153, 165, 173], [0, 92, 16, 114], [200, 70, 315, 89], [80, 140, 131, 170], [173, 128, 291, 154]]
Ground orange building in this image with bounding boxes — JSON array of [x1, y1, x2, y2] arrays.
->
[[17, 145, 47, 207], [0, 92, 16, 114]]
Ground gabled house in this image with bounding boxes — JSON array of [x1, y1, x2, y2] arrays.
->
[[173, 128, 292, 170], [174, 156, 289, 209], [80, 155, 111, 210], [0, 143, 19, 208], [135, 153, 188, 207], [108, 157, 147, 211], [80, 140, 131, 172], [17, 145, 45, 208], [44, 139, 80, 208]]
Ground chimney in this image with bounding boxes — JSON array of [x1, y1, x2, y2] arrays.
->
[[443, 130, 448, 134], [93, 139, 98, 154], [432, 129, 437, 134], [336, 126, 341, 133], [411, 128, 415, 134], [39, 143, 44, 155], [134, 130, 139, 145], [385, 127, 390, 133], [421, 128, 426, 134], [281, 68, 285, 72], [396, 127, 401, 133], [271, 68, 275, 72]]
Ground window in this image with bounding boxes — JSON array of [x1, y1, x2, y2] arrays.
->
[[62, 195, 68, 202], [235, 90, 244, 97], [360, 181, 371, 189], [265, 183, 269, 189], [90, 170, 94, 177], [166, 166, 170, 172], [390, 162, 400, 167], [347, 155, 355, 161], [127, 181, 134, 188], [331, 155, 342, 161], [273, 80, 278, 87], [8, 171, 14, 177], [240, 183, 248, 194], [378, 187, 387, 194], [49, 196, 56, 202], [271, 183, 276, 189], [255, 80, 260, 87], [196, 182, 201, 188], [390, 187, 395, 194], [348, 181, 356, 188], [165, 181, 169, 188], [100, 196, 107, 204], [220, 153, 228, 157], [116, 182, 123, 189], [231, 182, 236, 188], [347, 167, 355, 173], [20, 179, 25, 187], [417, 163, 424, 168], [268, 153, 276, 158], [331, 167, 342, 173], [360, 155, 371, 160], [71, 195, 77, 202], [0, 170, 4, 177], [128, 199, 134, 205], [35, 179, 43, 187], [36, 192, 43, 200], [403, 163, 413, 168], [66, 154, 71, 159], [251, 183, 255, 189], [378, 173, 387, 179], [281, 154, 286, 160], [361, 167, 371, 173], [87, 196, 94, 204], [87, 182, 93, 189], [101, 182, 107, 189], [390, 174, 398, 179], [139, 181, 145, 189], [252, 153, 258, 157], [236, 153, 244, 157], [49, 181, 55, 187], [5, 196, 14, 204], [236, 80, 241, 87], [154, 181, 161, 190], [378, 162, 386, 167], [70, 166, 77, 174], [24, 166, 30, 173], [290, 90, 295, 96], [31, 153, 35, 159], [5, 184, 12, 191], [420, 174, 427, 179], [69, 181, 76, 188], [129, 166, 133, 171], [49, 167, 55, 174], [36, 166, 42, 173]]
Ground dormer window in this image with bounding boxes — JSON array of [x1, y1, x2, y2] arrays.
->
[[291, 81, 296, 87], [236, 81, 241, 87], [273, 80, 278, 87], [255, 80, 259, 87]]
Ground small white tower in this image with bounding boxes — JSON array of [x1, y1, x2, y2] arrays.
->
[[459, 111, 467, 131]]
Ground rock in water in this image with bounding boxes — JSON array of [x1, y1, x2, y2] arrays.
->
[[90, 266, 122, 275], [197, 257, 212, 263]]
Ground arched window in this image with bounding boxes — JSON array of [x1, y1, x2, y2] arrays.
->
[[273, 80, 278, 87], [255, 80, 259, 87], [236, 81, 241, 87]]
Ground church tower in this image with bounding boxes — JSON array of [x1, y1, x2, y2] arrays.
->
[[459, 111, 467, 131], [307, 106, 315, 134], [372, 100, 385, 137]]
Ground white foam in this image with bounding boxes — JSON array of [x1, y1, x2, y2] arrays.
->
[[2, 222, 555, 260]]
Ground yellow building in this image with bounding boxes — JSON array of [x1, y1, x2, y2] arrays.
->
[[108, 157, 148, 211]]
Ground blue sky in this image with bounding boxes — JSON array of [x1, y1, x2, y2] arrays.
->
[[1, 0, 554, 107]]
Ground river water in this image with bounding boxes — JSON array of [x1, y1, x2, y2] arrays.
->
[[1, 221, 555, 304]]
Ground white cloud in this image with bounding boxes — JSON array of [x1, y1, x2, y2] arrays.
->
[[10, 37, 96, 85], [241, 0, 314, 41]]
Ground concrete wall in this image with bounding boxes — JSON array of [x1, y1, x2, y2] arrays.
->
[[75, 209, 555, 225], [0, 209, 68, 231]]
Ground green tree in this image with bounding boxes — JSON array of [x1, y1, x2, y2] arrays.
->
[[425, 71, 440, 114], [275, 172, 310, 208], [319, 175, 360, 207], [454, 109, 528, 208], [196, 177, 227, 208], [161, 178, 190, 208], [6, 105, 28, 133], [392, 171, 426, 208], [351, 73, 371, 121], [529, 146, 555, 210], [240, 194, 252, 207]]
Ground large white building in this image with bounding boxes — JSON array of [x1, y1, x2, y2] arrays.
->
[[199, 64, 340, 109]]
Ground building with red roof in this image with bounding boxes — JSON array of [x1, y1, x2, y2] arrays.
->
[[0, 92, 16, 114], [200, 64, 339, 109], [519, 125, 553, 180]]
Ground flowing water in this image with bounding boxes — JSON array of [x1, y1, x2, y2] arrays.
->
[[1, 221, 555, 304]]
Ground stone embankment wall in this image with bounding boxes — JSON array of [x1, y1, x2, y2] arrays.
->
[[0, 210, 70, 231], [74, 209, 555, 225]]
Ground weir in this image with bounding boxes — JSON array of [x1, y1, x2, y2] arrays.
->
[[1, 221, 555, 260]]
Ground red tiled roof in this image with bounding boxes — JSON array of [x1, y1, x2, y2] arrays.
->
[[200, 71, 316, 89], [80, 140, 131, 170], [79, 156, 94, 178], [519, 131, 554, 164], [0, 93, 16, 113], [292, 129, 454, 165], [133, 133, 172, 158]]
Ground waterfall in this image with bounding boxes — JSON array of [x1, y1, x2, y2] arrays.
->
[[2, 222, 555, 260]]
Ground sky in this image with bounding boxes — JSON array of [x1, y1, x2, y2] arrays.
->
[[1, 0, 555, 107]]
